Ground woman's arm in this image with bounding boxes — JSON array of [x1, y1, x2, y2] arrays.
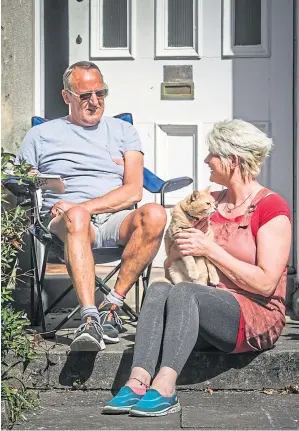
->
[[175, 215, 291, 297]]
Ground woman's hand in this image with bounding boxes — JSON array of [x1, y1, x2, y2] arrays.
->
[[175, 228, 215, 257]]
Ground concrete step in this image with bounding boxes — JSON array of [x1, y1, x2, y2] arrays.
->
[[11, 316, 299, 392]]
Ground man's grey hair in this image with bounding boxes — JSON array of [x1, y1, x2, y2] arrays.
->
[[63, 61, 104, 90], [206, 119, 273, 180]]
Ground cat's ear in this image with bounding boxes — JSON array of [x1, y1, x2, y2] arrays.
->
[[190, 190, 200, 201], [205, 185, 212, 193]]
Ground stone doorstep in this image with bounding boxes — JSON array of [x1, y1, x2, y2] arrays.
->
[[10, 317, 299, 392]]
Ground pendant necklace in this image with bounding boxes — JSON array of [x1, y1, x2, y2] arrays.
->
[[224, 191, 254, 213]]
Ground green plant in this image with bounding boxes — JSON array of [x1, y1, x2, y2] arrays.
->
[[1, 150, 40, 425]]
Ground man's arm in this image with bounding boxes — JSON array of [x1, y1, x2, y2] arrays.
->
[[81, 150, 144, 215]]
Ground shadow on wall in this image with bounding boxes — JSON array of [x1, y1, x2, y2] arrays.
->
[[44, 0, 69, 119]]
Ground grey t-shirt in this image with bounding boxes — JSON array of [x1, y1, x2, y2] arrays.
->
[[15, 116, 143, 213]]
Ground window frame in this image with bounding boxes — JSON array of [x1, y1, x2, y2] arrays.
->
[[90, 0, 136, 59], [222, 0, 270, 58], [155, 0, 203, 59]]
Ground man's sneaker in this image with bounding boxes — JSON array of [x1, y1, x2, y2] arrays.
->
[[129, 389, 181, 417], [70, 316, 106, 351], [102, 386, 143, 414], [98, 302, 122, 344]]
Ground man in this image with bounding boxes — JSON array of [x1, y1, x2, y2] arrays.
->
[[16, 61, 167, 351]]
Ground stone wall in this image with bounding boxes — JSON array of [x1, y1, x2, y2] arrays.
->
[[1, 0, 34, 153]]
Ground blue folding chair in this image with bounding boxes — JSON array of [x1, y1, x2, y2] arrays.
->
[[3, 113, 193, 338]]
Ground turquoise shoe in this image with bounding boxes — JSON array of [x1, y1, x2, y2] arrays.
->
[[102, 386, 143, 414], [129, 389, 181, 417]]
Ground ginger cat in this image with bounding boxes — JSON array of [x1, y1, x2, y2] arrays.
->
[[164, 187, 219, 286]]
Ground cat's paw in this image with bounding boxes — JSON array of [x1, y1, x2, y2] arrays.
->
[[209, 271, 220, 286], [196, 276, 209, 285], [208, 275, 220, 286], [189, 270, 200, 281]]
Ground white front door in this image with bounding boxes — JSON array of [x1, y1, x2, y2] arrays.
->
[[69, 0, 294, 267]]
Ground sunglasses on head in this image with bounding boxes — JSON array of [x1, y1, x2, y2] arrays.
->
[[67, 87, 108, 101]]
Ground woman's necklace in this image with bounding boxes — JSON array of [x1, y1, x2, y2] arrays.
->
[[224, 191, 254, 213]]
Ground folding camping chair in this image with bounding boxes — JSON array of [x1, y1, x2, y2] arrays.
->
[[3, 113, 193, 338]]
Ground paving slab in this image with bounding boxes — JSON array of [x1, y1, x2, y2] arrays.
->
[[180, 391, 299, 430], [10, 318, 299, 391], [11, 390, 181, 430], [11, 390, 299, 430]]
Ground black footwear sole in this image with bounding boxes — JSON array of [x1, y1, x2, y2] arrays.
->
[[70, 333, 106, 351], [102, 406, 132, 414]]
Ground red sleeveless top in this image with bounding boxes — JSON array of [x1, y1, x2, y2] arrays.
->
[[210, 188, 291, 352]]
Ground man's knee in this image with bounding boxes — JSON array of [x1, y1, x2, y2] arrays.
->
[[137, 203, 167, 233], [64, 206, 91, 234]]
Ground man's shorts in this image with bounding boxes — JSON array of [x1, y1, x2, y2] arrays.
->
[[91, 210, 133, 249], [43, 209, 134, 250]]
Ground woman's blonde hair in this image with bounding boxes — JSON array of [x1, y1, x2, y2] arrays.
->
[[206, 119, 273, 179]]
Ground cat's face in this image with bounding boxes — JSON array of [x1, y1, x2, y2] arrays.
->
[[180, 186, 216, 222]]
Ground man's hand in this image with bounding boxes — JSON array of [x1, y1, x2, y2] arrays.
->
[[175, 228, 215, 257], [51, 201, 78, 217], [28, 169, 39, 175]]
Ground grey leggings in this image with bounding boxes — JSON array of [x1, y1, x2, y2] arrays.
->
[[132, 282, 241, 376]]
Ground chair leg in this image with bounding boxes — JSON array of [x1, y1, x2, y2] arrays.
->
[[30, 244, 35, 326], [35, 244, 50, 326], [44, 284, 74, 315], [50, 278, 110, 333], [31, 237, 48, 332], [102, 264, 120, 284], [95, 274, 139, 321], [141, 262, 152, 307], [46, 264, 140, 334], [52, 303, 81, 332], [135, 277, 140, 315]]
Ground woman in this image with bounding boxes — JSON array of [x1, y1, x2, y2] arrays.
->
[[102, 119, 291, 417]]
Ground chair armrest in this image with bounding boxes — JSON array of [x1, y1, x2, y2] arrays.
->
[[159, 177, 193, 206], [2, 177, 47, 234], [143, 167, 193, 207], [143, 168, 193, 194], [2, 176, 36, 197], [160, 177, 193, 194]]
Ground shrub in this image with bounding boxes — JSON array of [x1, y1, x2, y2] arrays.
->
[[1, 151, 40, 425]]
